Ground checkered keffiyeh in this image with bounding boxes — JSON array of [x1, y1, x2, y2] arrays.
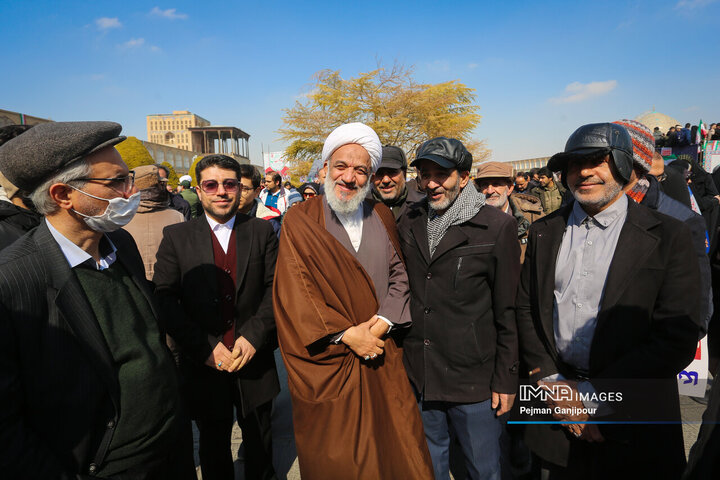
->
[[427, 184, 485, 256]]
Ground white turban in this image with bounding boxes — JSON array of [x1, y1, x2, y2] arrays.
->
[[321, 122, 382, 173]]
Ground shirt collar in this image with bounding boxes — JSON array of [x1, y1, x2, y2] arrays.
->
[[205, 214, 236, 232], [45, 218, 117, 270], [570, 193, 628, 228]]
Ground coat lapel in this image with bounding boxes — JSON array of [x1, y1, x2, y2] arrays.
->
[[410, 208, 431, 265], [233, 214, 252, 294], [534, 206, 572, 355], [112, 232, 159, 320], [191, 217, 218, 290], [36, 223, 120, 408], [599, 202, 660, 313]]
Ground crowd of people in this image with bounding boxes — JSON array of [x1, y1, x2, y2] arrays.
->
[[0, 117, 720, 480], [654, 122, 720, 148]]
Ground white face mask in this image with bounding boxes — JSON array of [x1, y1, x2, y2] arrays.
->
[[70, 186, 140, 232]]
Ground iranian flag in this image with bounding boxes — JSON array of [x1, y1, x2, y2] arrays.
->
[[698, 119, 708, 144]]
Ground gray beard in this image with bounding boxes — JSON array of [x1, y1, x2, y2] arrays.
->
[[428, 176, 461, 211], [325, 175, 372, 215], [574, 180, 623, 211]]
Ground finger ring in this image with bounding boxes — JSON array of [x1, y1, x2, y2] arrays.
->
[[573, 431, 581, 438], [364, 355, 370, 360], [217, 361, 223, 367], [371, 354, 377, 359]]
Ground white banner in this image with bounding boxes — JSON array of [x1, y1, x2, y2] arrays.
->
[[678, 336, 708, 398]]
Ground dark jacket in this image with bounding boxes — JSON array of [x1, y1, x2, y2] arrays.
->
[[638, 176, 711, 334], [517, 201, 700, 477], [508, 192, 544, 262], [0, 200, 41, 251], [169, 193, 192, 221], [0, 223, 179, 478], [661, 166, 692, 209], [398, 200, 521, 403], [153, 213, 280, 417], [370, 183, 424, 223]]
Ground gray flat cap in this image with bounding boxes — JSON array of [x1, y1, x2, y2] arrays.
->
[[0, 121, 125, 191]]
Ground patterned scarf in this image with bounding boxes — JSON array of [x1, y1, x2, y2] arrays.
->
[[427, 184, 485, 256], [626, 175, 650, 204]]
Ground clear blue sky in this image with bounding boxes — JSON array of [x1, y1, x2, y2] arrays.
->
[[2, 0, 719, 165]]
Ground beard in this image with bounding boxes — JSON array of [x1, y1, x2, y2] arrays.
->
[[571, 177, 623, 211], [325, 175, 372, 215], [427, 175, 461, 211], [485, 191, 509, 209]]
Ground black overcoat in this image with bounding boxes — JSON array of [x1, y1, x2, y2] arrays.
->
[[516, 200, 701, 478], [398, 200, 521, 403], [0, 222, 174, 478], [153, 213, 280, 418]]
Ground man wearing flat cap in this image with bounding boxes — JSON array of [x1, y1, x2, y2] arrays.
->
[[0, 122, 194, 479], [274, 122, 433, 479], [474, 161, 544, 262], [370, 145, 424, 221], [516, 123, 701, 478], [398, 137, 521, 479]]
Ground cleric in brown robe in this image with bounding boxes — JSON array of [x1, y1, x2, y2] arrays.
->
[[274, 123, 433, 479]]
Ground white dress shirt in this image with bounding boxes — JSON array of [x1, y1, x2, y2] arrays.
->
[[205, 214, 236, 253], [46, 219, 117, 270], [335, 207, 364, 252]]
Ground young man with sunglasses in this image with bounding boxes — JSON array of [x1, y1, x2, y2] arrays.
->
[[154, 154, 280, 480]]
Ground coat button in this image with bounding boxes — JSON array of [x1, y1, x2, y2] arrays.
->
[[424, 339, 431, 346], [424, 307, 431, 314], [426, 272, 432, 279], [225, 294, 232, 301], [89, 463, 98, 474], [107, 420, 115, 429]]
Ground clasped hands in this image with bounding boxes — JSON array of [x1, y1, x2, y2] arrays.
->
[[342, 315, 389, 361], [538, 379, 604, 443], [204, 335, 256, 373]]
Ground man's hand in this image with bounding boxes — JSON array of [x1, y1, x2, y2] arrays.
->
[[369, 315, 391, 339], [538, 379, 600, 441], [227, 336, 256, 372], [342, 317, 385, 359], [205, 342, 234, 371], [491, 392, 516, 417]]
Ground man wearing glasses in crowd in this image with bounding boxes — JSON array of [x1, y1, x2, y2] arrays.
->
[[236, 163, 281, 236], [154, 154, 280, 480], [0, 121, 195, 478]]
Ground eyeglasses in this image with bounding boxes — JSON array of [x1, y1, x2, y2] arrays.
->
[[75, 171, 135, 193], [200, 179, 240, 194]]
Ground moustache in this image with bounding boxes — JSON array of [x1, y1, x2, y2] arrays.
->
[[574, 178, 604, 188], [335, 180, 358, 190]]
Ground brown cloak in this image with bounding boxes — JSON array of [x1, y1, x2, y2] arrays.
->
[[273, 196, 433, 479]]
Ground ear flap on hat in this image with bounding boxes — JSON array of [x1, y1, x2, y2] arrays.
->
[[609, 148, 634, 184]]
